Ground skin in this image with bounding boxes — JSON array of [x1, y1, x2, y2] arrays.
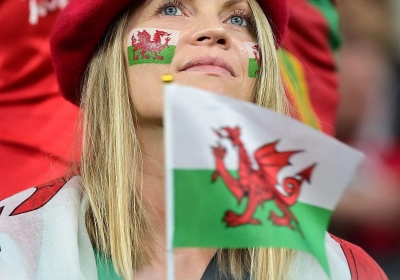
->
[[123, 0, 259, 278], [125, 0, 258, 125]]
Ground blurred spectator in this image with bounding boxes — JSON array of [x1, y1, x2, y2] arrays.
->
[[0, 0, 78, 200], [330, 0, 400, 278], [280, 0, 340, 136]]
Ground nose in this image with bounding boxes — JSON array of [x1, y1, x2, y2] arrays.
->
[[187, 16, 231, 50]]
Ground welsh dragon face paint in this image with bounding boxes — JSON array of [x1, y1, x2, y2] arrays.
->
[[244, 42, 261, 78], [127, 28, 180, 66]]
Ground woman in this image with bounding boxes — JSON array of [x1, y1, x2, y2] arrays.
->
[[54, 0, 291, 279], [0, 0, 386, 279]]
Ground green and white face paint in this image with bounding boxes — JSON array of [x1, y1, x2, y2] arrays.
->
[[244, 42, 261, 78], [127, 28, 180, 66]]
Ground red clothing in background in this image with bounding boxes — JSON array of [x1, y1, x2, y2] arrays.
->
[[0, 0, 78, 199], [281, 0, 340, 136]]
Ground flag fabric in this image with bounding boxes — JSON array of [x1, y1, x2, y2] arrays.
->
[[280, 0, 341, 135], [0, 174, 384, 279], [127, 28, 180, 66], [0, 177, 98, 279], [164, 84, 364, 275]]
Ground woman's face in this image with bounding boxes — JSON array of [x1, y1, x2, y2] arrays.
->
[[125, 0, 259, 123]]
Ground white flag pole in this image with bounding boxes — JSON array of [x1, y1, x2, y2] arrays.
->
[[163, 78, 175, 280]]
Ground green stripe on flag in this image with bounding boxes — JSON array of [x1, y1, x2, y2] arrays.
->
[[173, 169, 331, 275], [248, 58, 259, 78], [127, 45, 176, 66]]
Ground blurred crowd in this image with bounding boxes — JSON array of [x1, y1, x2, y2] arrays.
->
[[330, 0, 400, 278]]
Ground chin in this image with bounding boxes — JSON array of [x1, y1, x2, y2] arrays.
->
[[138, 115, 163, 126], [174, 74, 240, 98]]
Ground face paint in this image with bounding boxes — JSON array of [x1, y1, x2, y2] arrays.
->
[[244, 42, 261, 78], [127, 28, 180, 66]]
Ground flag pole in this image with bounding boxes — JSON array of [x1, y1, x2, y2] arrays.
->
[[166, 170, 174, 280], [163, 75, 175, 280]]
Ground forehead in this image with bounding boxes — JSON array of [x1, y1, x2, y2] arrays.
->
[[144, 0, 250, 4], [128, 0, 255, 29], [140, 0, 252, 10]]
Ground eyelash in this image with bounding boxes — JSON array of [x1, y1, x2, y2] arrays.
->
[[156, 0, 184, 15], [155, 0, 256, 30], [229, 9, 256, 29]]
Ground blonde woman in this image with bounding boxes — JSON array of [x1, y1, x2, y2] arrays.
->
[[0, 0, 386, 279]]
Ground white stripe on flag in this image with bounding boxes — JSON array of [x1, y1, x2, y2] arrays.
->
[[164, 84, 364, 211]]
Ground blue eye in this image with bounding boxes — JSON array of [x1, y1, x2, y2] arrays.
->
[[162, 6, 183, 16], [228, 15, 248, 27]]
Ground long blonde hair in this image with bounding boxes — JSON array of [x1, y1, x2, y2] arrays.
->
[[79, 0, 294, 279]]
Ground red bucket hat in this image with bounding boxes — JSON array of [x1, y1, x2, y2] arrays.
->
[[50, 0, 288, 105]]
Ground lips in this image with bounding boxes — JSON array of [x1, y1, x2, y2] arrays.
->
[[180, 56, 235, 77]]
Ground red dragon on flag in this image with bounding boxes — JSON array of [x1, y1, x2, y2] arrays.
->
[[211, 126, 316, 235]]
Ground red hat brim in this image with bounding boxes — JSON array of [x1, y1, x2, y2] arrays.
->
[[50, 0, 288, 105]]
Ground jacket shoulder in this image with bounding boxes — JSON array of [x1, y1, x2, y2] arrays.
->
[[330, 234, 388, 280], [0, 176, 79, 217]]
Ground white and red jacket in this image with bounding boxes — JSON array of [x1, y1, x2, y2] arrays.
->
[[0, 177, 388, 280]]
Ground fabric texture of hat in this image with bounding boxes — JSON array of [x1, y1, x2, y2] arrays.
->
[[50, 0, 288, 105]]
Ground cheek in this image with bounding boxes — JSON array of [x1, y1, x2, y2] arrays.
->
[[243, 42, 261, 79], [126, 28, 180, 66], [239, 76, 256, 102], [127, 64, 170, 118], [125, 27, 180, 118], [231, 39, 261, 79], [232, 40, 259, 101]]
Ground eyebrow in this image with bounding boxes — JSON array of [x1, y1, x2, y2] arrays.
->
[[221, 0, 248, 9], [185, 0, 248, 8]]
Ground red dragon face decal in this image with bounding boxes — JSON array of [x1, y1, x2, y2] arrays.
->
[[129, 29, 173, 63], [211, 126, 316, 236], [251, 44, 261, 76], [244, 42, 261, 78]]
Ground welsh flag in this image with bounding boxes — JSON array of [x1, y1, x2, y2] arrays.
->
[[244, 42, 261, 78], [127, 28, 180, 66], [164, 84, 364, 275]]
